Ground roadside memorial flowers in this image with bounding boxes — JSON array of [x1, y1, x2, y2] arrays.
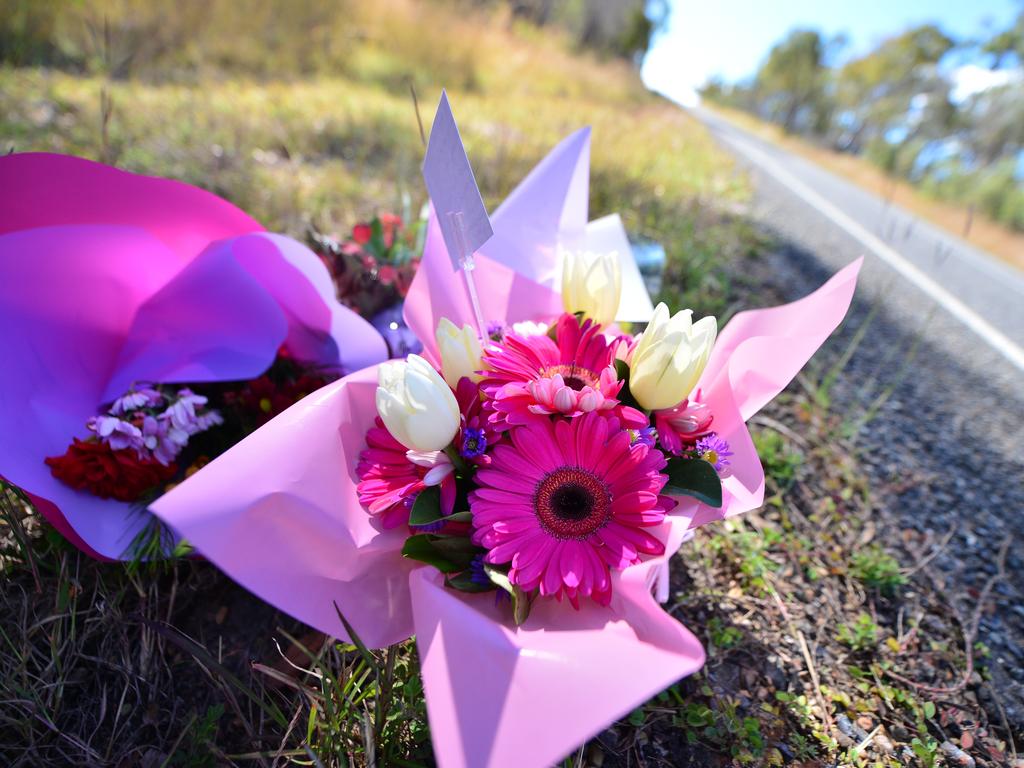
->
[[151, 95, 860, 767]]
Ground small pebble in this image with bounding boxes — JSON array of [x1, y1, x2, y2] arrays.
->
[[940, 740, 975, 767]]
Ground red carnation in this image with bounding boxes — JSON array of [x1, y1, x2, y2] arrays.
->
[[46, 439, 177, 502]]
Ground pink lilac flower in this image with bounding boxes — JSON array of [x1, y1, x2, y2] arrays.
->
[[90, 386, 223, 466], [110, 387, 163, 415], [481, 313, 645, 430], [470, 411, 676, 607], [356, 418, 456, 529], [195, 410, 225, 432], [163, 388, 210, 431], [653, 396, 713, 455], [141, 416, 177, 466], [88, 415, 144, 453], [695, 433, 733, 473]]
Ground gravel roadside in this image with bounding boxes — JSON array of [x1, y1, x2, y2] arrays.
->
[[732, 159, 1024, 731]]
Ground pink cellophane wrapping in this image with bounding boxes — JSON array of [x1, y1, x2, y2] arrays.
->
[[0, 153, 387, 560], [151, 129, 862, 766]]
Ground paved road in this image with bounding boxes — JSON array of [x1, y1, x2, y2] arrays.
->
[[692, 106, 1024, 374], [690, 105, 1024, 723]]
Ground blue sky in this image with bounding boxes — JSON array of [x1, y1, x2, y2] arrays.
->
[[642, 0, 1022, 106]]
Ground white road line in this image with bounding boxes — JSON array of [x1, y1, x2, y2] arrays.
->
[[719, 126, 1024, 374]]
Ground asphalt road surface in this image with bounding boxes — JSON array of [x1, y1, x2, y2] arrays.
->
[[689, 105, 1024, 723], [693, 106, 1024, 373]]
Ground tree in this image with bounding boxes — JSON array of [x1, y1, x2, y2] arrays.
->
[[961, 83, 1024, 165], [982, 7, 1024, 67], [833, 25, 956, 153], [753, 29, 830, 133]]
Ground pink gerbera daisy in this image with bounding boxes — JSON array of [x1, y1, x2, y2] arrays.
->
[[356, 418, 455, 529], [469, 411, 676, 607], [481, 313, 644, 429]]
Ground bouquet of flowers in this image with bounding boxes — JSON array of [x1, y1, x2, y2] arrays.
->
[[312, 213, 424, 357], [151, 95, 861, 767], [0, 153, 387, 560], [313, 213, 422, 318], [360, 304, 727, 617]]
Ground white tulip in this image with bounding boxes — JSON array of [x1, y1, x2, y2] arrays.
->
[[375, 355, 461, 452], [435, 317, 483, 388], [628, 303, 717, 411], [561, 249, 622, 326]]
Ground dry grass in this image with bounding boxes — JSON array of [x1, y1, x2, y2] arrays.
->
[[0, 0, 746, 234], [704, 103, 1024, 273]]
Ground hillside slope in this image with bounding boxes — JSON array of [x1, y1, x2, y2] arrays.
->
[[1, 0, 750, 312]]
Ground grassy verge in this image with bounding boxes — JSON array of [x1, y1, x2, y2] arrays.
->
[[5, 349, 1014, 766], [703, 103, 1024, 273]]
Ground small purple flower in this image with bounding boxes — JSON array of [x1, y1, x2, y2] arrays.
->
[[469, 554, 490, 586], [469, 556, 509, 603], [629, 426, 657, 448], [485, 320, 506, 340], [460, 427, 487, 459], [696, 432, 733, 473]]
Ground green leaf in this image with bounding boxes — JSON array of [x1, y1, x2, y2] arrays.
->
[[484, 562, 513, 592], [484, 564, 532, 625], [430, 535, 482, 566], [922, 700, 936, 719], [444, 571, 494, 593], [613, 359, 643, 411], [401, 533, 480, 573], [409, 486, 442, 527], [664, 457, 723, 507], [368, 216, 387, 259], [401, 534, 459, 573]]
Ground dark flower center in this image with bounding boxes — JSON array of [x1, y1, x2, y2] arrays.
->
[[542, 364, 597, 391], [550, 484, 592, 520], [534, 467, 612, 539]]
